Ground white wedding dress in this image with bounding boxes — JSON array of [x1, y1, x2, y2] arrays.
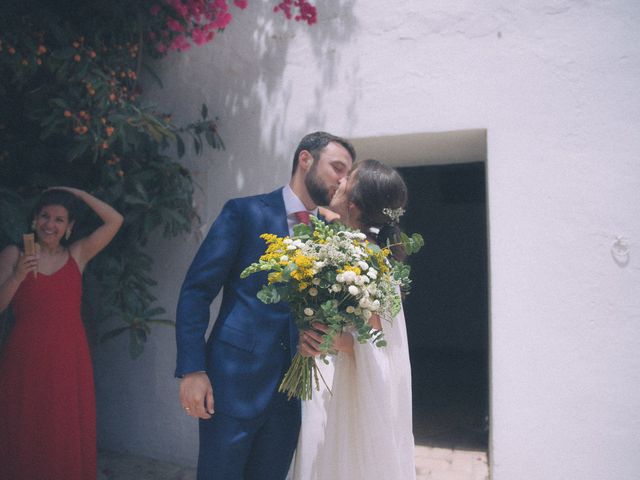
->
[[288, 301, 416, 479]]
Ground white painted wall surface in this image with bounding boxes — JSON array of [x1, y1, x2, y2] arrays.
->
[[94, 1, 640, 478]]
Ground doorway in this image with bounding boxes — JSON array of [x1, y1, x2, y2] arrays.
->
[[399, 162, 489, 451], [351, 130, 489, 454]]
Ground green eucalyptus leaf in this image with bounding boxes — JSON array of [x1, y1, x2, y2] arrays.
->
[[257, 286, 281, 304]]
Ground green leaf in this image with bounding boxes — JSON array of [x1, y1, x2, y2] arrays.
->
[[147, 319, 176, 327], [67, 141, 89, 161], [293, 223, 312, 237], [51, 47, 75, 60], [50, 98, 69, 109], [100, 326, 130, 343], [176, 135, 185, 158], [257, 286, 281, 304], [142, 62, 164, 89], [129, 329, 144, 359]]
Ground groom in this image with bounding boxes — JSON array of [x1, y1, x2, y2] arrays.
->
[[175, 131, 355, 479]]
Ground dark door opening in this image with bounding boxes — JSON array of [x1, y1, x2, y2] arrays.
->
[[399, 162, 489, 451]]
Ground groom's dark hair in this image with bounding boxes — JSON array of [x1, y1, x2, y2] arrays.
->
[[291, 131, 356, 176]]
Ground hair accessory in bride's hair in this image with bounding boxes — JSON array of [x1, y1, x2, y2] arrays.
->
[[382, 207, 405, 224]]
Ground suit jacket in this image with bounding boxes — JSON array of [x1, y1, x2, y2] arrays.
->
[[175, 188, 298, 419]]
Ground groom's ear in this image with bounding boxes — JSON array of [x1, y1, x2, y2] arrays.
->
[[298, 150, 314, 173]]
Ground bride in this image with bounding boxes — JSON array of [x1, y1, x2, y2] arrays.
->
[[289, 159, 416, 479]]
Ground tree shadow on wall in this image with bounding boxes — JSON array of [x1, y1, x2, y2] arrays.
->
[[143, 0, 358, 204]]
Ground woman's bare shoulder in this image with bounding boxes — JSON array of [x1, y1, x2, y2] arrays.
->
[[0, 245, 20, 262]]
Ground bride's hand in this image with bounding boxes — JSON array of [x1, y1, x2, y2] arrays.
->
[[332, 331, 354, 356], [298, 323, 354, 357]]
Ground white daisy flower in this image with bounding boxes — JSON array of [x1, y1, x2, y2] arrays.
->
[[342, 270, 357, 283]]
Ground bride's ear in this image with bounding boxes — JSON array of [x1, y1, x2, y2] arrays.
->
[[348, 201, 361, 223]]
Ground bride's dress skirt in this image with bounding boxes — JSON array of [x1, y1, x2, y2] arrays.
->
[[290, 304, 416, 479]]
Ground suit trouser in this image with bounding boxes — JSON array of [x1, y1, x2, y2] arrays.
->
[[197, 393, 300, 480]]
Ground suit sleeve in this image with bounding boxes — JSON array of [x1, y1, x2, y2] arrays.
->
[[175, 199, 242, 377]]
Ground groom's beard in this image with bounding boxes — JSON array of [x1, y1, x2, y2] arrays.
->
[[305, 165, 332, 206]]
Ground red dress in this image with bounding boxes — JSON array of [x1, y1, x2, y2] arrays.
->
[[0, 255, 96, 480]]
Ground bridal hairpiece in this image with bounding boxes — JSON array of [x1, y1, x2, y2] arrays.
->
[[382, 207, 405, 224]]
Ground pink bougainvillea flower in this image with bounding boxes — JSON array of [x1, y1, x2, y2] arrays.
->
[[274, 0, 316, 24], [212, 11, 233, 29], [191, 27, 208, 45], [148, 0, 315, 56], [166, 18, 185, 32], [169, 34, 192, 51]]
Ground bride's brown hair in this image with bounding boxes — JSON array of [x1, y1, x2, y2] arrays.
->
[[348, 159, 408, 261]]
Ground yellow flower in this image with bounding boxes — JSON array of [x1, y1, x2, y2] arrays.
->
[[259, 234, 289, 262], [268, 272, 283, 284], [370, 249, 391, 274], [260, 233, 278, 244], [293, 251, 313, 269], [290, 251, 315, 282], [337, 265, 361, 276]]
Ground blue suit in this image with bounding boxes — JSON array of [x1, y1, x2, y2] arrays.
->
[[176, 188, 301, 479]]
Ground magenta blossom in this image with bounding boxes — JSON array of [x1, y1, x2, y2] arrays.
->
[[149, 0, 316, 55]]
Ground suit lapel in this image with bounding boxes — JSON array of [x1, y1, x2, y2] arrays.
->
[[260, 188, 289, 237], [260, 188, 300, 355]]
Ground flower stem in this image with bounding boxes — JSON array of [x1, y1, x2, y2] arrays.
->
[[278, 353, 332, 400]]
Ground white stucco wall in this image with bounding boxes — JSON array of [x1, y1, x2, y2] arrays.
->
[[94, 1, 640, 478]]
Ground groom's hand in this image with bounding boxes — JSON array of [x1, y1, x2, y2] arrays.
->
[[180, 371, 215, 419], [298, 326, 324, 357]]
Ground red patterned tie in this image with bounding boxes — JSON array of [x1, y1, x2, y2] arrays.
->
[[294, 210, 311, 225]]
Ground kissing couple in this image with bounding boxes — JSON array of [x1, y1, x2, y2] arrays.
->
[[176, 131, 416, 479]]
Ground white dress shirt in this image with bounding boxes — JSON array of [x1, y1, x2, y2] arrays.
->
[[282, 184, 317, 236]]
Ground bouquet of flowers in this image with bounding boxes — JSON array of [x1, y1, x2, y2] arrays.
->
[[240, 216, 423, 400]]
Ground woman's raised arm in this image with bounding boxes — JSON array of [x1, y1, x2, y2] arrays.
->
[[50, 187, 123, 272]]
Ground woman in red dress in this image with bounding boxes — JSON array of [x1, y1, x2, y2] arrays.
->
[[0, 187, 123, 480]]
